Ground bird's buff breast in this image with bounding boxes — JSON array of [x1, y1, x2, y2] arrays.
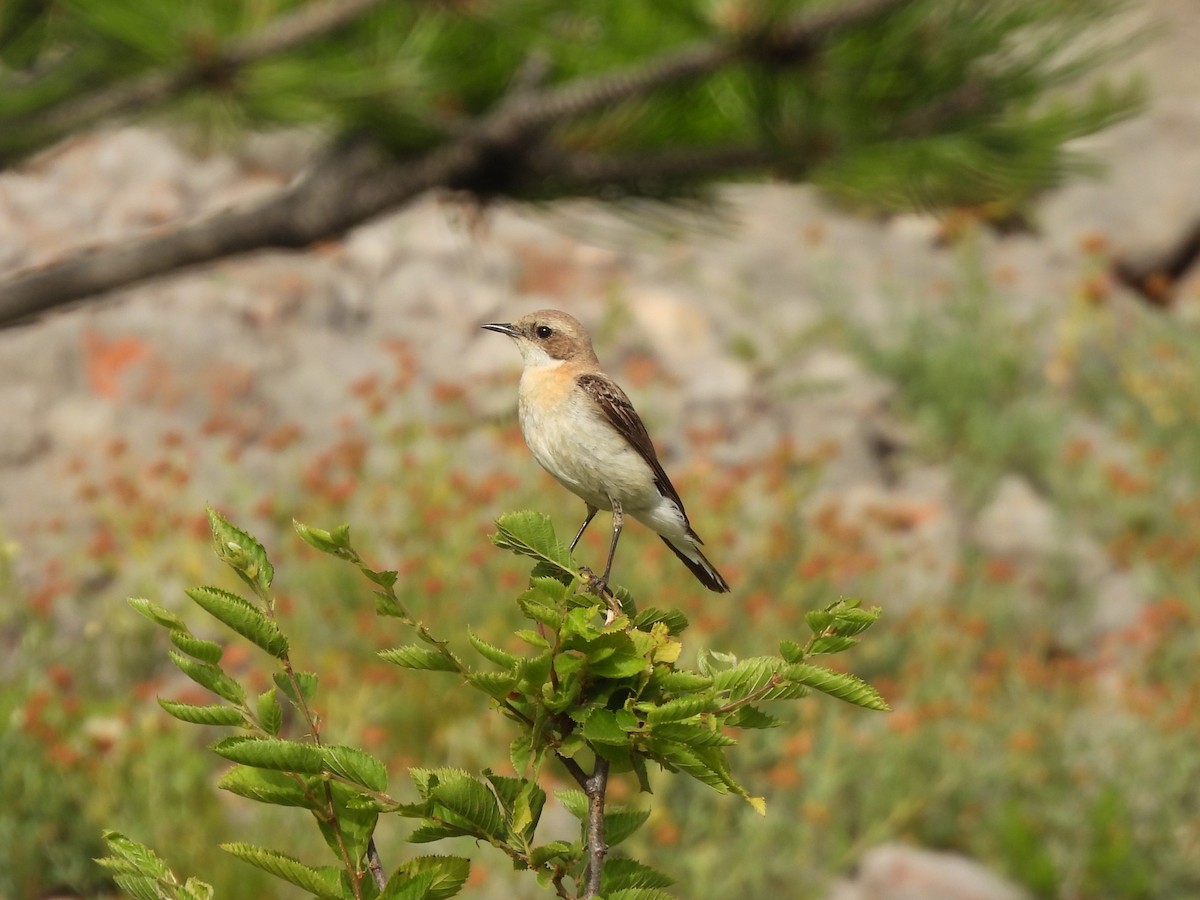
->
[[517, 369, 657, 511]]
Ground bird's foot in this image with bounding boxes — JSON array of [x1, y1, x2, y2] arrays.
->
[[579, 567, 623, 619]]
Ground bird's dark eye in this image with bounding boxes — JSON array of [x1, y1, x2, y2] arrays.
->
[[535, 325, 553, 339]]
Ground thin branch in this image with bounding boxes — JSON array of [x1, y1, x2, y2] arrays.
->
[[7, 0, 388, 153], [582, 757, 611, 900], [0, 0, 915, 326]]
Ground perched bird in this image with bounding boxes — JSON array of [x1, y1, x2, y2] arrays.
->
[[482, 309, 730, 594]]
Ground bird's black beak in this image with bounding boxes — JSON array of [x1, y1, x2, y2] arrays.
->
[[482, 322, 519, 337]]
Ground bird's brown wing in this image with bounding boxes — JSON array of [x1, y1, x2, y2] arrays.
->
[[575, 372, 691, 524]]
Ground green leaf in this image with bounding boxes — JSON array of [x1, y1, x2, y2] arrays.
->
[[606, 889, 677, 900], [726, 705, 784, 729], [654, 671, 712, 692], [582, 708, 633, 745], [128, 597, 186, 631], [274, 671, 318, 706], [467, 628, 519, 668], [379, 869, 436, 900], [320, 781, 379, 863], [220, 843, 341, 898], [207, 506, 274, 597], [185, 586, 288, 658], [602, 858, 675, 893], [218, 766, 319, 808], [466, 670, 518, 699], [642, 695, 719, 724], [492, 510, 573, 574], [809, 634, 859, 654], [632, 607, 689, 635], [605, 807, 651, 847], [293, 520, 355, 561], [364, 567, 400, 590], [168, 630, 223, 665], [211, 736, 326, 774], [650, 722, 736, 747], [786, 663, 890, 711], [256, 689, 282, 735], [322, 745, 388, 792], [430, 775, 505, 840], [379, 644, 459, 672], [711, 656, 786, 700], [805, 609, 834, 635], [387, 855, 470, 900], [554, 789, 587, 821], [167, 650, 245, 705], [779, 639, 805, 663], [97, 831, 215, 900], [157, 699, 245, 727], [529, 840, 577, 869]]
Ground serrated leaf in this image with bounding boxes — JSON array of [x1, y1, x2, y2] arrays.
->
[[466, 670, 518, 699], [581, 708, 632, 745], [128, 597, 186, 631], [387, 855, 470, 900], [380, 869, 436, 900], [650, 722, 736, 747], [256, 689, 282, 735], [654, 671, 712, 692], [379, 644, 459, 672], [726, 705, 784, 729], [167, 650, 245, 705], [805, 609, 834, 634], [430, 775, 505, 839], [492, 510, 573, 572], [711, 657, 786, 700], [604, 807, 651, 847], [554, 788, 587, 821], [218, 766, 319, 808], [606, 891, 676, 900], [207, 506, 274, 597], [602, 858, 675, 893], [292, 520, 355, 560], [467, 628, 519, 668], [168, 629, 223, 664], [212, 736, 326, 774], [157, 698, 245, 727], [220, 843, 341, 898], [809, 634, 860, 654], [786, 663, 890, 711], [408, 822, 468, 843], [322, 745, 388, 792], [779, 639, 805, 663], [642, 695, 719, 724], [364, 567, 399, 589], [185, 586, 288, 658], [632, 607, 689, 635], [274, 671, 318, 706], [529, 840, 576, 868]]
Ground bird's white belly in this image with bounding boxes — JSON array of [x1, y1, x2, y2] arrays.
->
[[518, 379, 659, 513]]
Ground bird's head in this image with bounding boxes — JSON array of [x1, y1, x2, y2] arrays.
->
[[482, 309, 599, 368]]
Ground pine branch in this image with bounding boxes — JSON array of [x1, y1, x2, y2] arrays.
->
[[0, 0, 915, 327], [3, 0, 389, 161]]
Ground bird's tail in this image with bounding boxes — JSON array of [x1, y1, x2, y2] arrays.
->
[[660, 534, 730, 593]]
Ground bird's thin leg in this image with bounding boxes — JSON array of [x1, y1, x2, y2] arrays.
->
[[569, 504, 599, 553], [599, 499, 623, 590]]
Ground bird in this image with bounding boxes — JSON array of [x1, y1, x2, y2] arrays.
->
[[482, 309, 730, 594]]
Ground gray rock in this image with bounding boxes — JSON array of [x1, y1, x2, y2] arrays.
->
[[828, 843, 1030, 900]]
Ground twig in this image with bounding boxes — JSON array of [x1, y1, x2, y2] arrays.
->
[[0, 0, 915, 326], [365, 839, 386, 891], [582, 757, 611, 900]]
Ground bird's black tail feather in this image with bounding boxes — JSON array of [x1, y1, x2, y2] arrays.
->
[[660, 535, 730, 593]]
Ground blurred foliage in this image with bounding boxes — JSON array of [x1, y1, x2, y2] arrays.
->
[[0, 0, 1142, 212]]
